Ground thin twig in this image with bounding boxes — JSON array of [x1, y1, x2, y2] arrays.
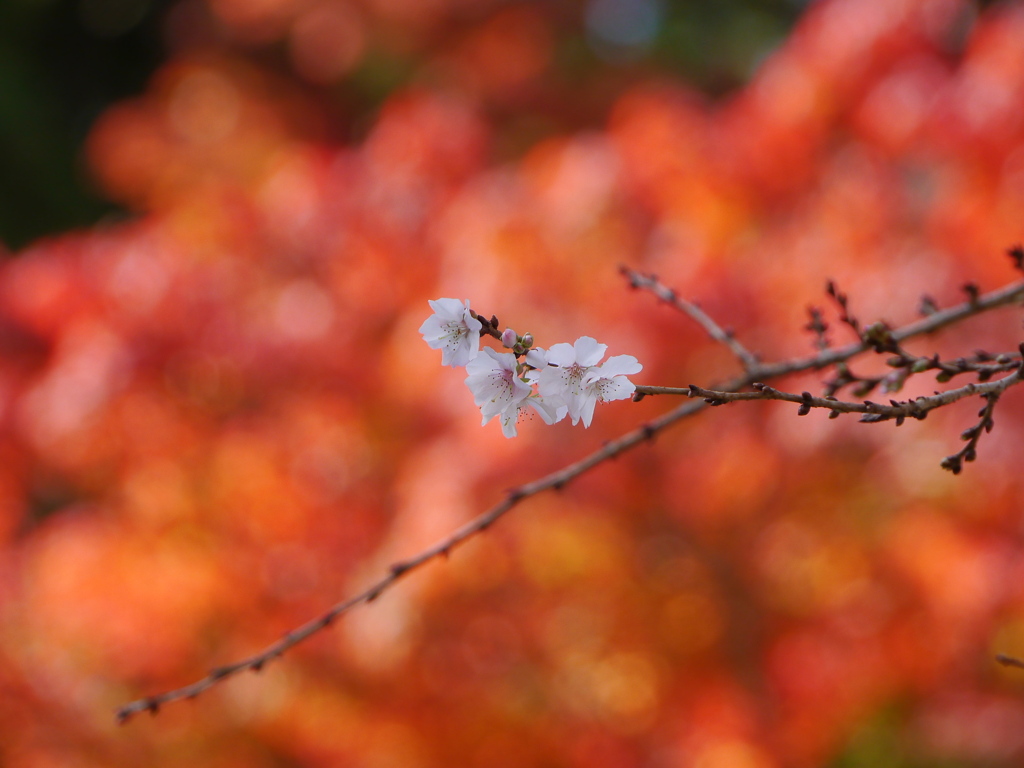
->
[[116, 275, 1024, 722], [941, 392, 1001, 474], [635, 370, 1021, 423], [827, 280, 862, 337], [621, 267, 760, 372], [805, 306, 831, 352], [756, 278, 1024, 379], [473, 312, 504, 342]]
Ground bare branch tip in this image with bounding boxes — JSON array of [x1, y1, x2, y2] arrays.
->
[[997, 653, 1024, 669], [919, 294, 939, 316], [940, 455, 962, 474], [963, 282, 980, 305], [1008, 245, 1024, 272]]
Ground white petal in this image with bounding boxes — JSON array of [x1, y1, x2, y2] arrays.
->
[[460, 307, 482, 335], [544, 342, 577, 367], [562, 390, 589, 424], [446, 335, 480, 367], [428, 298, 469, 318], [526, 395, 566, 425], [417, 315, 444, 338], [525, 348, 548, 368], [572, 336, 607, 367], [537, 364, 580, 402], [597, 354, 641, 377], [499, 409, 519, 438], [578, 397, 598, 428], [465, 361, 488, 379]]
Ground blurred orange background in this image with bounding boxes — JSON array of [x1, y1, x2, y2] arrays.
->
[[4, 0, 1024, 765]]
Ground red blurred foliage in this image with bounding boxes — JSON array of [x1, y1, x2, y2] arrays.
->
[[4, 0, 1024, 766]]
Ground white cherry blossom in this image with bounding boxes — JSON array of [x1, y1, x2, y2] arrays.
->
[[466, 348, 566, 437], [536, 336, 641, 427], [419, 298, 482, 367], [576, 354, 642, 426]]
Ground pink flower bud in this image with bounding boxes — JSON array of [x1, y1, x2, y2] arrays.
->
[[501, 328, 518, 348]]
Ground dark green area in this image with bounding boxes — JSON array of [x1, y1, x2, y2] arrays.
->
[[655, 0, 800, 93], [0, 0, 169, 250]]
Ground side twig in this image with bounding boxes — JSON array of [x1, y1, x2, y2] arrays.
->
[[621, 266, 760, 372], [635, 370, 1021, 425], [940, 391, 1001, 474]]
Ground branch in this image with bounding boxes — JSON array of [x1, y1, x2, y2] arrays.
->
[[115, 398, 708, 723], [621, 267, 760, 372], [116, 274, 1024, 722]]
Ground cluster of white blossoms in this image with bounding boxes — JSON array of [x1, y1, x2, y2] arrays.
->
[[419, 298, 642, 438]]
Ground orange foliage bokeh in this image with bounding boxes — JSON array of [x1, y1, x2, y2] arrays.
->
[[4, 0, 1024, 766]]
